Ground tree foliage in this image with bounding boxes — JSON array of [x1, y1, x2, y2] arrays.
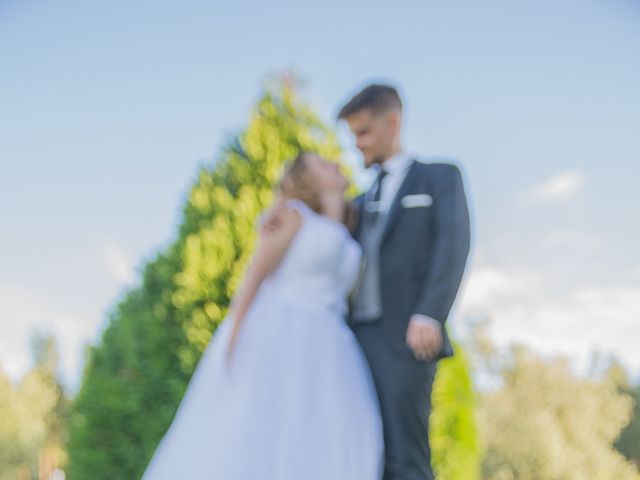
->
[[0, 332, 69, 480], [431, 342, 481, 479], [475, 337, 639, 480]]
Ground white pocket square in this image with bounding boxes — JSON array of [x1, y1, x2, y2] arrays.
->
[[401, 194, 433, 208]]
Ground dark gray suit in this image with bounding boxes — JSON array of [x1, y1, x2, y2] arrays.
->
[[348, 158, 471, 480]]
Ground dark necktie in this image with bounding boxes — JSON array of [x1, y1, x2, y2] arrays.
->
[[369, 167, 388, 224]]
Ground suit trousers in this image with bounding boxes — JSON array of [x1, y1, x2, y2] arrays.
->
[[351, 318, 437, 480]]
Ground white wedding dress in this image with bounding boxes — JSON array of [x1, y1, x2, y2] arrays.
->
[[141, 198, 384, 480]]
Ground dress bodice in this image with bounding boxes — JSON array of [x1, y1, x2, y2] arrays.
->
[[259, 198, 362, 315]]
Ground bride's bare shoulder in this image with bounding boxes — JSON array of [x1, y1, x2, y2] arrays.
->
[[258, 200, 303, 237]]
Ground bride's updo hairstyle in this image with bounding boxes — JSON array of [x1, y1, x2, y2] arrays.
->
[[276, 151, 323, 213], [275, 150, 359, 231]]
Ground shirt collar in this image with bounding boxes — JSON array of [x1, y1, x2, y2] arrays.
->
[[381, 151, 412, 175]]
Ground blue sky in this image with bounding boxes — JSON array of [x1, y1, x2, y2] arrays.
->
[[1, 0, 639, 391]]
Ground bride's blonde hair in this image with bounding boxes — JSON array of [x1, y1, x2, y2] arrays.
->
[[275, 151, 323, 213]]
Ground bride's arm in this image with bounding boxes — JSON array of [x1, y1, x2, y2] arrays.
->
[[225, 204, 302, 363]]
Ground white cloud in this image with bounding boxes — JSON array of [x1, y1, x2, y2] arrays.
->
[[0, 282, 102, 391], [103, 240, 136, 284], [0, 239, 140, 392], [530, 171, 586, 201], [457, 262, 640, 376], [536, 230, 603, 254]]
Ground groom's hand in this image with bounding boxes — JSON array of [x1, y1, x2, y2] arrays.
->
[[406, 315, 442, 360], [259, 199, 288, 234]]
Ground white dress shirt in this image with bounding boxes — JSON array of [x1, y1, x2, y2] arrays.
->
[[375, 151, 414, 214], [371, 151, 442, 331]]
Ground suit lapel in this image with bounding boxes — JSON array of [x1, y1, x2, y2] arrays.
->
[[381, 159, 420, 244]]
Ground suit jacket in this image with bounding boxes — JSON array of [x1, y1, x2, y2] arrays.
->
[[348, 158, 471, 360]]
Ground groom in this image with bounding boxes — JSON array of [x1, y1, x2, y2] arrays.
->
[[340, 83, 471, 480]]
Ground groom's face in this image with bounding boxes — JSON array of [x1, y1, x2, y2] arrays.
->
[[345, 109, 398, 169]]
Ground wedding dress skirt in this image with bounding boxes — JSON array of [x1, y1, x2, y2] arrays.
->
[[141, 199, 384, 479]]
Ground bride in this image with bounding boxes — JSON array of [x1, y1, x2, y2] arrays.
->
[[141, 151, 384, 480]]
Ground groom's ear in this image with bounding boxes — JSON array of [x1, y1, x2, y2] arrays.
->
[[386, 109, 402, 131]]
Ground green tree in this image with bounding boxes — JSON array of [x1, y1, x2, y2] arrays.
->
[[613, 367, 640, 471], [66, 76, 342, 479], [431, 342, 481, 479], [477, 343, 639, 480], [0, 331, 69, 480], [0, 364, 24, 480], [616, 384, 640, 470]]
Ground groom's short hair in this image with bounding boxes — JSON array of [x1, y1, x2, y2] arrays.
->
[[337, 83, 402, 119]]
